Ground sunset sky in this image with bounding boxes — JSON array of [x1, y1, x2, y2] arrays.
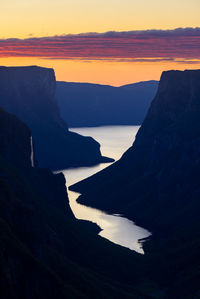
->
[[1, 0, 200, 85]]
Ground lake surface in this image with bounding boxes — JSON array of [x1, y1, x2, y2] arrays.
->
[[62, 126, 151, 254]]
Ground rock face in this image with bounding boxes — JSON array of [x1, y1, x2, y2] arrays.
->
[[70, 70, 200, 296], [0, 66, 112, 169], [0, 105, 73, 215], [0, 107, 32, 169], [0, 104, 156, 298], [71, 69, 200, 233], [0, 107, 74, 297], [56, 80, 158, 127]]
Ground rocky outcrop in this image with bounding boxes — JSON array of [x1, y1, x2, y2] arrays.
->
[[0, 66, 112, 169], [56, 80, 158, 127]]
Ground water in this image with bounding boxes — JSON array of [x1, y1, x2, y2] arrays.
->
[[30, 136, 34, 167], [62, 126, 151, 254]]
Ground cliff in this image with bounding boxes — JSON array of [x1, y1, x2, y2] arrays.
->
[[0, 66, 112, 169], [70, 70, 200, 296], [71, 70, 200, 231], [0, 107, 32, 169], [0, 104, 157, 298], [56, 80, 158, 127]]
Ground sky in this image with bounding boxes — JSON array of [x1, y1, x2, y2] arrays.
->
[[1, 0, 200, 85]]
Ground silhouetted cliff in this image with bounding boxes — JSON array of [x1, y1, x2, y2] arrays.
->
[[0, 66, 112, 169], [0, 107, 33, 169], [71, 70, 200, 228], [56, 80, 158, 127], [71, 70, 200, 297], [0, 105, 157, 298]]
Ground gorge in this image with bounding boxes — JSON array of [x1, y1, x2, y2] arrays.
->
[[0, 102, 156, 298], [1, 67, 200, 298], [62, 126, 151, 253]]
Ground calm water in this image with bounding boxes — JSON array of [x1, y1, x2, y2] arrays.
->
[[62, 126, 151, 254]]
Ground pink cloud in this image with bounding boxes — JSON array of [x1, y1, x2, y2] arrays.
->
[[0, 28, 200, 62]]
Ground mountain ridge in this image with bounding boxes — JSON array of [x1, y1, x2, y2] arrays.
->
[[56, 80, 158, 127]]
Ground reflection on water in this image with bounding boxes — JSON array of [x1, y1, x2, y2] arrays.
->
[[62, 126, 151, 254], [68, 190, 150, 253], [70, 125, 140, 161]]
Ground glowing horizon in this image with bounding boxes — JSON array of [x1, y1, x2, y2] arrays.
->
[[0, 28, 200, 85], [1, 0, 200, 85], [1, 57, 200, 87]]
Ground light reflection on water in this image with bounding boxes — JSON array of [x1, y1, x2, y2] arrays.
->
[[62, 126, 151, 254]]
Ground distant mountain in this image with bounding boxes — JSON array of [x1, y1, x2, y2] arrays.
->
[[0, 66, 112, 169], [71, 70, 200, 297], [56, 80, 158, 127]]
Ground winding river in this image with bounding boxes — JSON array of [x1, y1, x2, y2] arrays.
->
[[62, 126, 151, 254]]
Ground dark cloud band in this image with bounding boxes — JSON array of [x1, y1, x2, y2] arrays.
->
[[0, 28, 200, 62]]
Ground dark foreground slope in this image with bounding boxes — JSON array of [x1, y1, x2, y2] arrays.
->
[[56, 80, 158, 127], [0, 66, 112, 169], [0, 108, 161, 297], [0, 107, 32, 169], [71, 70, 200, 298]]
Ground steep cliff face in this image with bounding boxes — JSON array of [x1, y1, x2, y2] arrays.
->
[[0, 104, 156, 298], [71, 70, 200, 233], [0, 107, 74, 297], [0, 105, 73, 219], [0, 107, 32, 169], [0, 66, 112, 169], [56, 80, 158, 127], [0, 66, 59, 125], [70, 70, 200, 296]]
